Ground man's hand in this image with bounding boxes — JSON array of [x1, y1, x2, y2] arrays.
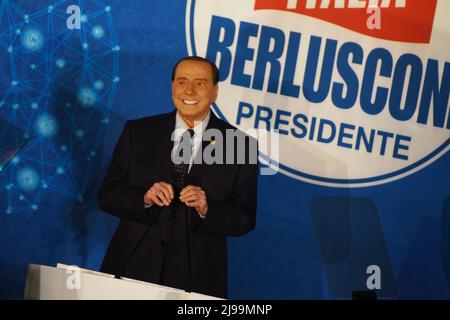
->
[[179, 185, 208, 216], [144, 182, 174, 207]]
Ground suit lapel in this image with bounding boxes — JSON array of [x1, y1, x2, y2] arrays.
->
[[189, 111, 223, 182], [156, 110, 177, 181]]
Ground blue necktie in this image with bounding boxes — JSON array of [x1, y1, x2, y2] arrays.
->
[[172, 128, 194, 192]]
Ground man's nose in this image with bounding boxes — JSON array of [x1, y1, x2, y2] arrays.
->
[[185, 82, 196, 95]]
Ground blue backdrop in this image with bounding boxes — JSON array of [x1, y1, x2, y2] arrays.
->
[[0, 0, 449, 299]]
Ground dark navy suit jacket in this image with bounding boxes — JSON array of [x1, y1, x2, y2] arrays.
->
[[97, 110, 258, 298]]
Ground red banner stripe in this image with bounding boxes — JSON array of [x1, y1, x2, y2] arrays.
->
[[254, 0, 437, 44]]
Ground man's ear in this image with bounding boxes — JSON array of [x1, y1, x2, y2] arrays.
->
[[213, 84, 218, 101]]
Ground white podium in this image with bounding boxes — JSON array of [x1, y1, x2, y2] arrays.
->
[[24, 263, 221, 300]]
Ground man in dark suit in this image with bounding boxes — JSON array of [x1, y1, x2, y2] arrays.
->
[[97, 56, 258, 298]]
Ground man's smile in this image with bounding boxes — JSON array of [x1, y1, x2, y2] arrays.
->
[[182, 99, 198, 105]]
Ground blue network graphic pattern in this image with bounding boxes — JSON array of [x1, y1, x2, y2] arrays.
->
[[0, 0, 119, 214]]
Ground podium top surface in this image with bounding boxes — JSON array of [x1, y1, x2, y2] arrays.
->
[[24, 264, 222, 300]]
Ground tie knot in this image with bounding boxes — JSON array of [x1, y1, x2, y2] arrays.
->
[[187, 128, 194, 138]]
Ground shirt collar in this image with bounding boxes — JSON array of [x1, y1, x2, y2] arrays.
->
[[175, 109, 210, 141]]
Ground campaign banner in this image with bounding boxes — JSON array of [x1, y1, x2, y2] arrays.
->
[[187, 0, 449, 187]]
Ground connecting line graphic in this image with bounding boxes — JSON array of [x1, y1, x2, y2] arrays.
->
[[0, 1, 119, 215]]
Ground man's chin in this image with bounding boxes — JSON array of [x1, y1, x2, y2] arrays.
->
[[176, 107, 197, 115], [178, 110, 196, 116]]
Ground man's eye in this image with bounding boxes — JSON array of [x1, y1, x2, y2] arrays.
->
[[197, 82, 206, 87], [177, 80, 186, 86]]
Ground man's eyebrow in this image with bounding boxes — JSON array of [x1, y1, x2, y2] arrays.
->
[[174, 76, 209, 81]]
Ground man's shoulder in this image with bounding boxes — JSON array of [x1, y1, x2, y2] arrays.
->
[[125, 111, 175, 129], [211, 112, 248, 134], [213, 115, 235, 131], [213, 115, 256, 142]]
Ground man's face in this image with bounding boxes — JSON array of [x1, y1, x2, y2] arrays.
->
[[172, 60, 218, 126]]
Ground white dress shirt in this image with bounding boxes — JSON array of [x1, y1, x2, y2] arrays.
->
[[172, 110, 210, 172], [144, 110, 211, 215]]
